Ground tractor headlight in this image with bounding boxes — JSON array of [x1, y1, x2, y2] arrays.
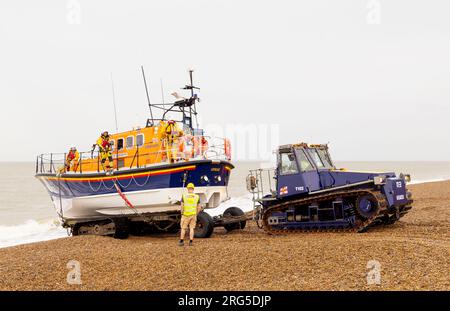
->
[[400, 173, 411, 183], [373, 176, 386, 185], [404, 174, 411, 183]]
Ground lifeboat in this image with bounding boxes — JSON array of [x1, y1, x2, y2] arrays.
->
[[35, 70, 240, 238]]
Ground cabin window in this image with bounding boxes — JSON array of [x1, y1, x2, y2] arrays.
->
[[308, 149, 325, 169], [136, 134, 144, 147], [296, 149, 314, 172], [126, 136, 134, 149], [117, 138, 124, 150], [109, 140, 115, 151], [279, 152, 299, 175], [317, 148, 334, 168]]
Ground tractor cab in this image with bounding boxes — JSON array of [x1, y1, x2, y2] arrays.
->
[[278, 144, 334, 174], [276, 143, 335, 197]]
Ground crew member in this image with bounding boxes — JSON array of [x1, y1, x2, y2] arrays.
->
[[65, 146, 80, 172], [200, 136, 209, 158], [179, 183, 201, 246], [96, 131, 114, 171], [164, 121, 184, 163]]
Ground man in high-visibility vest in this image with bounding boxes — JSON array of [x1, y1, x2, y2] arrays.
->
[[179, 183, 201, 246]]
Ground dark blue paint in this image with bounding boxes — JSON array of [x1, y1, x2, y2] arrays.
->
[[277, 167, 409, 208], [37, 161, 232, 199]]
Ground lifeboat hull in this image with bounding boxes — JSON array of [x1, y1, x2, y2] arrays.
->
[[36, 160, 233, 222]]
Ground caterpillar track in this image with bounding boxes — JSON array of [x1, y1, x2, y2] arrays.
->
[[258, 188, 412, 234]]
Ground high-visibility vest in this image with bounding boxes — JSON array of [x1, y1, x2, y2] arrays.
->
[[67, 151, 79, 162], [97, 136, 110, 151], [182, 193, 199, 216]]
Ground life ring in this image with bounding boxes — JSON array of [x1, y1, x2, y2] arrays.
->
[[224, 138, 231, 160]]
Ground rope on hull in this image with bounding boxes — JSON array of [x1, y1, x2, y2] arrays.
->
[[113, 179, 135, 209]]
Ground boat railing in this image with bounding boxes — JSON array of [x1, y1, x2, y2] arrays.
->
[[35, 136, 230, 174]]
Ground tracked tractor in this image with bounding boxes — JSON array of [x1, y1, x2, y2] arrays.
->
[[247, 143, 413, 233]]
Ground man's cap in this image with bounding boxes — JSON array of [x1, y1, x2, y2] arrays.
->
[[186, 183, 195, 189]]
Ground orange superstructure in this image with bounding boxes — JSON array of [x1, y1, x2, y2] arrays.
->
[[72, 120, 217, 173]]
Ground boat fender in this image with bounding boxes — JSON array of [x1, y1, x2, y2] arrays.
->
[[191, 136, 200, 158], [224, 138, 231, 160], [178, 138, 185, 153]]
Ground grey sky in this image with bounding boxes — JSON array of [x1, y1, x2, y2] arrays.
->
[[0, 0, 449, 161]]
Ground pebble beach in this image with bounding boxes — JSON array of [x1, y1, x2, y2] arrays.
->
[[0, 180, 448, 291]]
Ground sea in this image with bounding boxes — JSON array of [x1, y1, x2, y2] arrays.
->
[[1, 161, 449, 248]]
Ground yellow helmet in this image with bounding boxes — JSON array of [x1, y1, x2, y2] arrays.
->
[[186, 183, 195, 189]]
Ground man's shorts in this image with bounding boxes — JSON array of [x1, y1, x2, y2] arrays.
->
[[180, 215, 197, 229]]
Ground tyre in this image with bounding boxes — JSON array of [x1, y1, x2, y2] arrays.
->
[[223, 207, 246, 232], [113, 218, 129, 239], [355, 194, 379, 219], [194, 211, 214, 238], [71, 223, 80, 236]]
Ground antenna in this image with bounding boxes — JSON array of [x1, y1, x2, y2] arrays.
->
[[141, 65, 154, 126], [110, 72, 119, 132], [188, 69, 195, 97], [160, 78, 165, 105], [187, 69, 200, 129]]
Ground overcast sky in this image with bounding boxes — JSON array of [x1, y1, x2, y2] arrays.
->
[[0, 0, 449, 161]]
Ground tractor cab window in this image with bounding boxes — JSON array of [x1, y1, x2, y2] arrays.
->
[[295, 149, 314, 172], [308, 148, 325, 169], [317, 148, 334, 168], [279, 152, 299, 175]]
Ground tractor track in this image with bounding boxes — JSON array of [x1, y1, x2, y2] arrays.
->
[[260, 188, 411, 234]]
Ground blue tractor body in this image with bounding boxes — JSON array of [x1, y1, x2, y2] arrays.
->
[[247, 143, 413, 232]]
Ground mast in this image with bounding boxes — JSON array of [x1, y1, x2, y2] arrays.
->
[[188, 69, 194, 97], [110, 72, 119, 132], [141, 69, 201, 132], [141, 66, 154, 126], [188, 70, 194, 128], [182, 69, 200, 130]]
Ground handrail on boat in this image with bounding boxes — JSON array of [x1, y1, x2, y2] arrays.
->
[[35, 136, 230, 174]]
